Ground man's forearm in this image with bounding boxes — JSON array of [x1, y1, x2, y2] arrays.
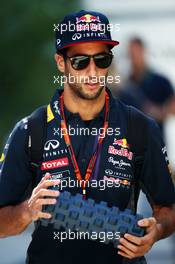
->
[[153, 204, 175, 241], [0, 200, 32, 238]]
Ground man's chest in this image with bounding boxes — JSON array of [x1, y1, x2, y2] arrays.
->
[[37, 119, 135, 209]]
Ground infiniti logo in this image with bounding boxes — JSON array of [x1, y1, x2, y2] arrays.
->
[[44, 140, 60, 151], [105, 169, 113, 175], [72, 33, 82, 40]]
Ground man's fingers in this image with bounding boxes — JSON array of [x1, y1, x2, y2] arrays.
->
[[37, 188, 60, 198], [34, 178, 60, 194], [124, 232, 153, 247], [117, 244, 135, 259], [40, 173, 51, 183], [36, 198, 57, 206], [38, 211, 52, 219], [29, 189, 59, 207], [34, 173, 51, 193], [39, 179, 60, 190], [118, 250, 132, 259], [117, 218, 158, 259], [119, 237, 138, 252], [138, 217, 157, 227], [123, 234, 144, 246]]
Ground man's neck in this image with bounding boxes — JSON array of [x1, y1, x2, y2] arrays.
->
[[63, 87, 106, 121]]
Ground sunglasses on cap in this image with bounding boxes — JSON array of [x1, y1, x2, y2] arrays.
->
[[67, 52, 113, 70]]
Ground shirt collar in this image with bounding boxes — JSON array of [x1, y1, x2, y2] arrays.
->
[[48, 87, 117, 123]]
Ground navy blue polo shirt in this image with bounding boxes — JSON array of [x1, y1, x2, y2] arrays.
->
[[0, 87, 175, 264]]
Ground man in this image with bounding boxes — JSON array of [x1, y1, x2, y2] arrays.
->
[[117, 37, 174, 134], [0, 10, 175, 264]]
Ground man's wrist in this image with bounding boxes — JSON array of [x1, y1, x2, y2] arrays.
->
[[16, 200, 33, 224], [155, 223, 164, 241]]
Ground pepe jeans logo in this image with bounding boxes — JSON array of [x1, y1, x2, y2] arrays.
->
[[107, 157, 131, 168]]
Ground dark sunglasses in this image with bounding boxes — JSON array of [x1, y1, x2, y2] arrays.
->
[[67, 52, 113, 70]]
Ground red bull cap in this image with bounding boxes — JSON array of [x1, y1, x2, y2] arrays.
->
[[55, 10, 119, 51]]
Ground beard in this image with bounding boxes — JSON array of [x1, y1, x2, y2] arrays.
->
[[64, 72, 106, 100], [69, 83, 104, 100]]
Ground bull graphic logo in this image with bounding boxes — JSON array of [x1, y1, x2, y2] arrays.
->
[[76, 14, 101, 24]]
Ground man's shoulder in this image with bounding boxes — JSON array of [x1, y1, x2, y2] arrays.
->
[[5, 105, 47, 148], [9, 116, 29, 139], [114, 97, 156, 127], [115, 98, 159, 134]]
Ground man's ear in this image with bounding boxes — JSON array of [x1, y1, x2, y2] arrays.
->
[[54, 53, 65, 73]]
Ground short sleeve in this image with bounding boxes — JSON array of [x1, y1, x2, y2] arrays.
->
[[0, 118, 33, 207], [140, 118, 175, 206]]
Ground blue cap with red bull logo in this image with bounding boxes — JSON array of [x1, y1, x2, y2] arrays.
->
[[55, 10, 119, 51]]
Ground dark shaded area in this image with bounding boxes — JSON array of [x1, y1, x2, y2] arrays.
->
[[0, 0, 80, 150]]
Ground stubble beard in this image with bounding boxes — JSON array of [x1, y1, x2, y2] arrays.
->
[[64, 72, 105, 101]]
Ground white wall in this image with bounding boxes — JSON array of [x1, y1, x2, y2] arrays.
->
[[83, 0, 175, 86]]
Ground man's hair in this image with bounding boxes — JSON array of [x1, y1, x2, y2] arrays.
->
[[129, 37, 145, 48], [56, 48, 68, 59]]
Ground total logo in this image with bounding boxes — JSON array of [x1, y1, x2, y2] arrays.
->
[[41, 157, 69, 171], [108, 146, 133, 160], [76, 14, 101, 24], [44, 140, 60, 151]]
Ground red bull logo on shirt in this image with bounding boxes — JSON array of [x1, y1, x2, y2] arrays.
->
[[108, 146, 133, 161], [113, 138, 130, 148]]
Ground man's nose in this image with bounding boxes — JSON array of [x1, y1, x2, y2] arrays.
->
[[86, 58, 97, 77]]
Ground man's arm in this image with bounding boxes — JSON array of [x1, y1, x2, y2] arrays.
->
[[117, 204, 175, 259], [153, 204, 175, 240], [0, 173, 60, 238], [0, 200, 32, 238]]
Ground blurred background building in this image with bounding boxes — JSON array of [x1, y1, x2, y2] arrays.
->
[[0, 0, 175, 263]]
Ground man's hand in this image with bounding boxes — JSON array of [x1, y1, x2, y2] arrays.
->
[[27, 173, 60, 221], [117, 217, 158, 259]]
